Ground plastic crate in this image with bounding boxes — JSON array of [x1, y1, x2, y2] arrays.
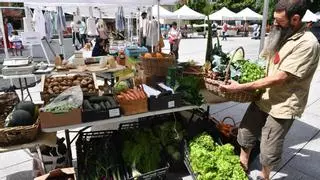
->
[[118, 121, 170, 180], [76, 130, 128, 180], [183, 140, 198, 180]]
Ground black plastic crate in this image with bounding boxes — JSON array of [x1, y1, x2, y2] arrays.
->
[[118, 121, 170, 180], [76, 130, 128, 180], [82, 96, 121, 122], [127, 164, 170, 180], [183, 140, 198, 180], [148, 93, 183, 111]]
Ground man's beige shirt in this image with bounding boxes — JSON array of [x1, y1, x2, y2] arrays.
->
[[256, 27, 320, 119]]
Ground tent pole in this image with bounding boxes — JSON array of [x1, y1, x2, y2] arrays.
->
[[0, 9, 9, 59], [157, 0, 160, 52], [259, 0, 269, 54]]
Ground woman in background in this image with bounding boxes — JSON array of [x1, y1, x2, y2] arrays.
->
[[92, 37, 109, 57], [168, 22, 181, 61]]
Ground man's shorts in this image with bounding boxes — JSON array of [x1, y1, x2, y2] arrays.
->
[[237, 103, 293, 168]]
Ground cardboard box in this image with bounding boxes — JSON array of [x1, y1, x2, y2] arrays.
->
[[39, 109, 82, 128], [34, 167, 76, 180]]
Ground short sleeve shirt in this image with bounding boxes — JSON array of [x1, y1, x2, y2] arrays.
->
[[256, 26, 320, 119]]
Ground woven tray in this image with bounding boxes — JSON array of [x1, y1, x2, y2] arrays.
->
[[0, 118, 39, 146], [118, 98, 148, 116], [204, 47, 261, 103], [141, 53, 175, 76]]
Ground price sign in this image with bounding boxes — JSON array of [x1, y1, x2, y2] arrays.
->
[[109, 108, 120, 118], [21, 32, 41, 45], [168, 101, 175, 108]]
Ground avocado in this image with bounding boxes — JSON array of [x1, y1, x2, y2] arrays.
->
[[10, 109, 35, 127], [15, 101, 36, 117]]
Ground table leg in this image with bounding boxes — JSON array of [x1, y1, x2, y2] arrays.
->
[[65, 130, 73, 167], [18, 78, 24, 101], [36, 145, 46, 174], [24, 78, 33, 102]]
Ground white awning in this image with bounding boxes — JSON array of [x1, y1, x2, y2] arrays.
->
[[209, 7, 239, 21], [152, 5, 177, 19], [236, 7, 263, 21], [302, 10, 319, 22], [173, 5, 206, 20]]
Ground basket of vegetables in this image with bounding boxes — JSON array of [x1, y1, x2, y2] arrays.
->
[[0, 101, 40, 146], [204, 47, 265, 103], [141, 52, 175, 77], [116, 86, 148, 116]]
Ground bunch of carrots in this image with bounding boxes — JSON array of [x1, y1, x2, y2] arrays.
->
[[117, 86, 147, 102]]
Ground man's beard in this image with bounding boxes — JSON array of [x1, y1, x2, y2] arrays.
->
[[262, 25, 294, 57]]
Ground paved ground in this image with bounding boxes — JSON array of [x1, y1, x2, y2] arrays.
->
[[1, 37, 320, 180]]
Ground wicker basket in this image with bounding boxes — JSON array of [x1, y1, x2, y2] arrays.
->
[[204, 47, 261, 103], [0, 92, 19, 127], [118, 98, 148, 116], [0, 118, 40, 146], [141, 53, 175, 76]]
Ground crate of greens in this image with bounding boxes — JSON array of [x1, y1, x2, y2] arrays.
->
[[76, 130, 128, 180]]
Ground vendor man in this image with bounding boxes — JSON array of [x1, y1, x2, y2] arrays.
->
[[219, 0, 320, 179]]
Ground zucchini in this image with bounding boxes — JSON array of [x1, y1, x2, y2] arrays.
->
[[88, 96, 109, 103], [104, 101, 112, 109], [106, 96, 117, 108], [83, 100, 94, 110], [93, 103, 101, 111], [100, 102, 106, 110]]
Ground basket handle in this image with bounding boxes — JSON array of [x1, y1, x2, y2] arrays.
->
[[224, 47, 245, 84], [221, 116, 236, 127]]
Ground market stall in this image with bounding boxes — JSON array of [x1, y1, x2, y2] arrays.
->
[[236, 7, 263, 21]]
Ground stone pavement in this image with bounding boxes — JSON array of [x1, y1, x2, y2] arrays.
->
[[1, 37, 320, 180]]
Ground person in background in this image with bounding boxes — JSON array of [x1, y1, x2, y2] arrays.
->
[[9, 30, 23, 56], [79, 17, 87, 47], [71, 20, 82, 47], [92, 37, 109, 57], [222, 21, 228, 40], [168, 22, 181, 61], [96, 18, 108, 40], [139, 12, 148, 47], [244, 21, 249, 37], [3, 17, 13, 54], [219, 0, 320, 179]]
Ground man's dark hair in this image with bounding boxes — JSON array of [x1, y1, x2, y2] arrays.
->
[[275, 0, 307, 20], [141, 12, 147, 17], [172, 22, 177, 26]]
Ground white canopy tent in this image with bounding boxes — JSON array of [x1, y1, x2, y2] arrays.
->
[[209, 7, 238, 21], [316, 12, 320, 19], [236, 7, 263, 21], [152, 5, 177, 19], [302, 9, 319, 22], [173, 5, 206, 20]]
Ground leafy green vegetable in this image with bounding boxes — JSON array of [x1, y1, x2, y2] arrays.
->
[[121, 128, 162, 174], [188, 132, 247, 180], [174, 76, 204, 106]]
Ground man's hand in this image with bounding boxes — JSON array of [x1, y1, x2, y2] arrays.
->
[[219, 80, 243, 93]]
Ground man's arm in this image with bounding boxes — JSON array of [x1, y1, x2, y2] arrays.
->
[[220, 71, 289, 93]]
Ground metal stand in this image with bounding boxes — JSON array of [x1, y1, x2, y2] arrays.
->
[[18, 77, 33, 102]]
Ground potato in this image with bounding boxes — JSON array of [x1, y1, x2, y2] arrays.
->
[[73, 80, 81, 86], [56, 77, 62, 82], [61, 86, 69, 91], [61, 80, 67, 86], [81, 79, 88, 86], [88, 84, 93, 89], [67, 80, 73, 86], [53, 86, 59, 92], [48, 88, 54, 94], [51, 82, 59, 86], [82, 88, 88, 92], [67, 76, 74, 81]]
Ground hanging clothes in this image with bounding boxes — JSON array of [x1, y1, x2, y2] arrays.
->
[[116, 6, 125, 32], [33, 8, 46, 38], [44, 11, 53, 41], [23, 7, 33, 32], [87, 17, 97, 36], [146, 20, 159, 47], [55, 7, 66, 33]]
